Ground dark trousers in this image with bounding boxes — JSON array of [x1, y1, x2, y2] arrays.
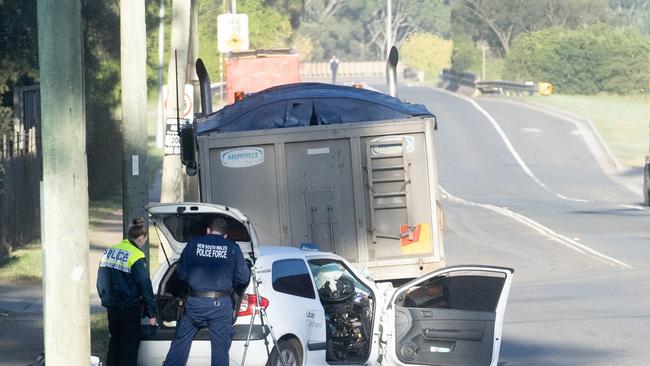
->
[[163, 296, 233, 366], [106, 306, 142, 366]]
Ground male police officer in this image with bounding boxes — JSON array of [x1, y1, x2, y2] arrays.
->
[[164, 217, 251, 366], [97, 218, 156, 366]]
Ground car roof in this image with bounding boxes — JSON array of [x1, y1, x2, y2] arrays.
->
[[256, 245, 332, 259]]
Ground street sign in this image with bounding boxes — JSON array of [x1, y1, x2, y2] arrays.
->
[[217, 13, 249, 53], [163, 84, 193, 118], [164, 118, 190, 156]]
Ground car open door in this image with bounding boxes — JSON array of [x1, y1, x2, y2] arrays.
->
[[145, 202, 260, 263], [143, 203, 258, 338], [379, 265, 513, 366]]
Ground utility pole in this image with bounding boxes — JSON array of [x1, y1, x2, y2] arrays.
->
[[156, 1, 166, 148], [160, 0, 192, 204], [37, 0, 90, 364], [121, 0, 149, 254], [186, 0, 200, 201], [386, 0, 392, 59]]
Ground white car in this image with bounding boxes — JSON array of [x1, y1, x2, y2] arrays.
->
[[137, 203, 513, 366]]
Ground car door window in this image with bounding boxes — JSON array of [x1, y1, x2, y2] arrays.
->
[[399, 273, 505, 311], [308, 259, 374, 363], [272, 259, 316, 299]]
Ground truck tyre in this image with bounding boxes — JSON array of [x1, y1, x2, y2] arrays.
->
[[267, 338, 302, 366]]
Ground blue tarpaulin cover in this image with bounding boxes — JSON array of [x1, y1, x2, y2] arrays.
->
[[196, 82, 434, 135]]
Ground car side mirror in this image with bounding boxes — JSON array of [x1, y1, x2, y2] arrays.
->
[[179, 124, 197, 176]]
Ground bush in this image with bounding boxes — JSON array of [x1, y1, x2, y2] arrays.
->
[[401, 33, 453, 82], [505, 25, 650, 94], [451, 37, 480, 73]]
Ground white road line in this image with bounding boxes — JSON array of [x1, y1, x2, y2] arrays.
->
[[619, 204, 649, 211], [522, 127, 542, 133], [456, 95, 595, 204], [440, 187, 633, 269]]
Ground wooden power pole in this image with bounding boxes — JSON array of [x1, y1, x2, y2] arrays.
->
[[120, 0, 149, 254], [37, 0, 90, 364], [160, 0, 192, 204]]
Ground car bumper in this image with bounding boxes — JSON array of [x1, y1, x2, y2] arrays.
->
[[138, 325, 271, 366]]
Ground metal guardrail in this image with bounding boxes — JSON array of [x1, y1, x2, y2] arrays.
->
[[476, 80, 537, 96], [441, 68, 538, 96], [441, 69, 476, 87]]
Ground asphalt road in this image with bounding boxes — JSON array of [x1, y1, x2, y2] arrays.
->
[[2, 80, 647, 365], [397, 85, 650, 366]]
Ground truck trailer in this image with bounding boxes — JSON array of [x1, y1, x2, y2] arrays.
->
[[179, 62, 445, 281], [224, 48, 300, 104]]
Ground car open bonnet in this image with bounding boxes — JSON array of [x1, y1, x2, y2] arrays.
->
[[145, 202, 260, 262]]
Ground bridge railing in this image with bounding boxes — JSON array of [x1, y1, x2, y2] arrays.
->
[[300, 61, 405, 79]]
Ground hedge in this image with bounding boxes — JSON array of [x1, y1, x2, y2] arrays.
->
[[505, 25, 650, 95]]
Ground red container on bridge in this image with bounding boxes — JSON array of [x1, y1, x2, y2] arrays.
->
[[225, 49, 301, 104]]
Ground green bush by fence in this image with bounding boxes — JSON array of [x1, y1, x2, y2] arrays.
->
[[505, 25, 650, 95]]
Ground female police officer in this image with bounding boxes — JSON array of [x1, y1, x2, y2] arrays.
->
[[96, 218, 156, 366]]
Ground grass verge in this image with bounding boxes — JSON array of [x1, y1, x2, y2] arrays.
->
[[0, 242, 41, 282], [0, 199, 127, 282], [522, 94, 649, 168], [91, 311, 109, 359], [89, 197, 122, 228]]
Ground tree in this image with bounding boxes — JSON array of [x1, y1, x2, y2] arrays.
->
[[451, 0, 610, 55], [505, 25, 650, 94], [609, 0, 650, 34], [401, 33, 453, 81], [299, 0, 451, 61], [240, 0, 293, 48], [81, 0, 124, 199], [450, 37, 480, 72], [0, 0, 38, 133]]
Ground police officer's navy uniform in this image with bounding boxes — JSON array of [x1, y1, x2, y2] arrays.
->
[[164, 233, 250, 366], [97, 239, 156, 366]]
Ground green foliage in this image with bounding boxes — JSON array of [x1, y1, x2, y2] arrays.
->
[[0, 242, 41, 282], [197, 0, 222, 85], [450, 37, 480, 72], [505, 24, 650, 94], [264, 0, 304, 29], [300, 0, 451, 61], [240, 0, 293, 48], [145, 0, 171, 97], [292, 34, 314, 61], [401, 33, 453, 81], [0, 0, 38, 132], [451, 0, 610, 55], [81, 1, 123, 200]]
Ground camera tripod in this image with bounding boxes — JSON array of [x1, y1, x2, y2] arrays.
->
[[240, 265, 290, 366]]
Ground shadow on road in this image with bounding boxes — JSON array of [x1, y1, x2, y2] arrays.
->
[[568, 207, 649, 216], [499, 337, 620, 366]]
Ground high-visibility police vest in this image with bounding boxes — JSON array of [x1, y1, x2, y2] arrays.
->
[[99, 239, 145, 274]]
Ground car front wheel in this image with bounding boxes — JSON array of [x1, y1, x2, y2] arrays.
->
[[267, 338, 302, 366]]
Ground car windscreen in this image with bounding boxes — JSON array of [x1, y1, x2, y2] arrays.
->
[[161, 213, 251, 242]]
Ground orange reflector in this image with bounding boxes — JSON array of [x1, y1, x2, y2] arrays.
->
[[234, 91, 245, 102]]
